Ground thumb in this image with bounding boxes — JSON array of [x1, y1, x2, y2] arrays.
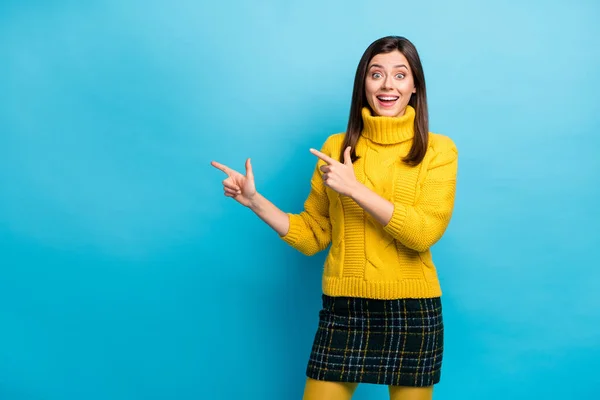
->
[[343, 146, 352, 166], [245, 158, 254, 180]]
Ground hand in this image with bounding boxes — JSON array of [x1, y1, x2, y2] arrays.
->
[[309, 146, 360, 198], [210, 158, 257, 207]]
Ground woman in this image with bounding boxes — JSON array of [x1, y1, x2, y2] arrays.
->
[[211, 36, 458, 400]]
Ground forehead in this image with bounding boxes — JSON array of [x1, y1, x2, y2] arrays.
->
[[368, 50, 410, 69]]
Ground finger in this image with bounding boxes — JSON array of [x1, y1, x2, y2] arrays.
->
[[245, 158, 254, 180], [319, 165, 332, 173], [224, 192, 237, 198], [211, 161, 233, 175], [309, 148, 336, 165], [224, 187, 241, 196], [343, 146, 352, 166], [222, 180, 240, 191]]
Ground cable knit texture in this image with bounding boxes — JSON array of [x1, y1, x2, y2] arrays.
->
[[282, 105, 458, 300]]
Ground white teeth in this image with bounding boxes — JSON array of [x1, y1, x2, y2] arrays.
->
[[378, 96, 398, 101]]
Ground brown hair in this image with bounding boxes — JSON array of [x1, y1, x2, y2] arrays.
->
[[341, 36, 429, 166]]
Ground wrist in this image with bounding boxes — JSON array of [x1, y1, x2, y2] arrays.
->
[[248, 192, 263, 211], [349, 182, 368, 202]]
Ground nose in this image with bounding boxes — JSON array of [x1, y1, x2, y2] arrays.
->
[[382, 74, 393, 89]]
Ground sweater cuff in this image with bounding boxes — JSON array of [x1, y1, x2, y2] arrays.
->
[[280, 213, 301, 246], [383, 202, 408, 239]]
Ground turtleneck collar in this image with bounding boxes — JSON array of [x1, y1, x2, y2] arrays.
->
[[361, 105, 416, 145]]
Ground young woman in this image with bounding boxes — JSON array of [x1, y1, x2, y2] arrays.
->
[[211, 36, 458, 400]]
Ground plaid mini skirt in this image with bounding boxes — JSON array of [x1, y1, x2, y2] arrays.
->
[[306, 294, 444, 387]]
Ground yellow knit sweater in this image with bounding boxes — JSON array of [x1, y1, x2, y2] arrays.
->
[[281, 105, 458, 300]]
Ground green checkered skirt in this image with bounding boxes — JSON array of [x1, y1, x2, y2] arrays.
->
[[306, 295, 444, 387]]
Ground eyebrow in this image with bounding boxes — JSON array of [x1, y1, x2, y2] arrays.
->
[[369, 64, 408, 69]]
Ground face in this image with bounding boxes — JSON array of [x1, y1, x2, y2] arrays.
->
[[365, 50, 416, 117]]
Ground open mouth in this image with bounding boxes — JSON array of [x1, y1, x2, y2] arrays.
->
[[376, 95, 399, 107]]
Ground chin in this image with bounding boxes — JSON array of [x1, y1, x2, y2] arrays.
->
[[369, 101, 406, 118], [377, 108, 403, 117]]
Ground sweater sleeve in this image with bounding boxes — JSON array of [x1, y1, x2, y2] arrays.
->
[[383, 139, 458, 252], [280, 139, 333, 256]]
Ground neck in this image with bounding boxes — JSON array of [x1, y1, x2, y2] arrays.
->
[[361, 105, 416, 145]]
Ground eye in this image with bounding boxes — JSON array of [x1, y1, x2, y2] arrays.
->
[[371, 72, 382, 79], [395, 73, 406, 79]]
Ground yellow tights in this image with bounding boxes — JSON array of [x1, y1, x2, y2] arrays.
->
[[302, 378, 434, 400]]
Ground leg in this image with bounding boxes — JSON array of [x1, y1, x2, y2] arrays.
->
[[388, 385, 434, 400], [302, 377, 358, 400]]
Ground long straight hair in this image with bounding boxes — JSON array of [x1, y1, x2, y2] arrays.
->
[[341, 36, 429, 166]]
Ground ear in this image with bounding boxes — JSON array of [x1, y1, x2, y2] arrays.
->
[[412, 86, 417, 94]]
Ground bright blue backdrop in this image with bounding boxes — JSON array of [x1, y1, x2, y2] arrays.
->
[[1, 1, 599, 399]]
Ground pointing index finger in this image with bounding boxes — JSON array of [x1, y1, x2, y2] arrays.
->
[[210, 161, 233, 175], [309, 148, 336, 165]]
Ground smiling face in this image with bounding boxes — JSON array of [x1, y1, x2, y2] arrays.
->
[[364, 50, 416, 117]]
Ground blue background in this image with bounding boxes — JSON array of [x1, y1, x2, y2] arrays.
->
[[1, 1, 599, 399]]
